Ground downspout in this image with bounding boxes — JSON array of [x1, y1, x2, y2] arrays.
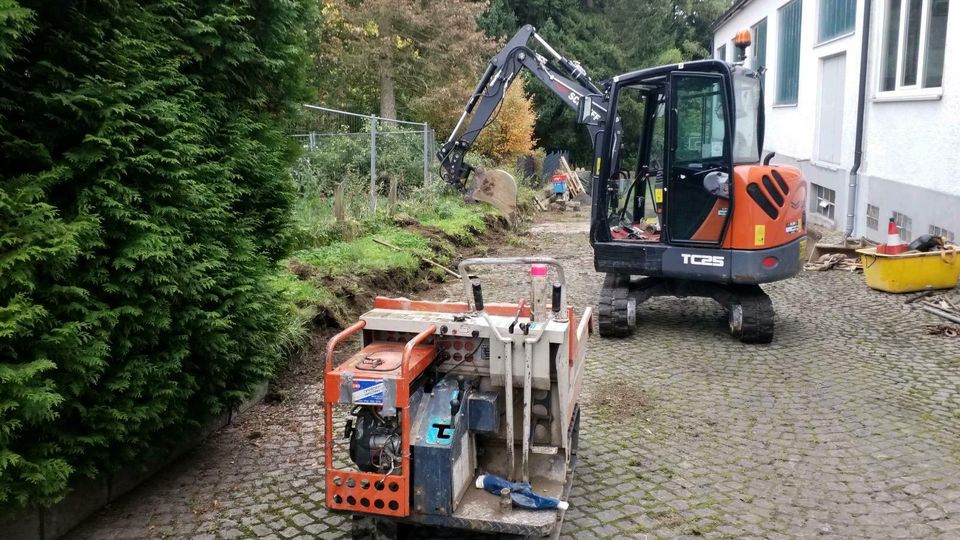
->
[[845, 0, 872, 239]]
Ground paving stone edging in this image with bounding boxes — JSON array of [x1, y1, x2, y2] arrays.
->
[[0, 382, 269, 540]]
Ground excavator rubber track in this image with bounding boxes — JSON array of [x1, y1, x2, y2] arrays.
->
[[597, 276, 776, 343], [597, 273, 633, 338], [727, 285, 775, 344]]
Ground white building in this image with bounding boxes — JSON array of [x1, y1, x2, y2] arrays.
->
[[712, 0, 957, 243]]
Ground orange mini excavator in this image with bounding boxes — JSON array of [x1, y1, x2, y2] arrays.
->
[[439, 26, 806, 343]]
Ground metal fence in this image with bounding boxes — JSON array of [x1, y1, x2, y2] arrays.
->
[[292, 104, 437, 212]]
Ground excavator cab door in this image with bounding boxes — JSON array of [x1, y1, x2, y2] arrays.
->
[[663, 72, 733, 246]]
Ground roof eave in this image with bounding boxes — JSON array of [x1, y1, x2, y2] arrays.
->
[[710, 0, 756, 32]]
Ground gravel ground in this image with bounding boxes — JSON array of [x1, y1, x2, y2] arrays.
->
[[66, 221, 960, 539]]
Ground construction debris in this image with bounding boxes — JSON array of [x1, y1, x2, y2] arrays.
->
[[804, 253, 863, 272], [806, 237, 876, 264], [926, 323, 960, 337], [904, 291, 935, 305], [558, 156, 586, 197], [908, 294, 960, 326]]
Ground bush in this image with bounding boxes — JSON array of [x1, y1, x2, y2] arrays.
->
[[0, 1, 311, 511]]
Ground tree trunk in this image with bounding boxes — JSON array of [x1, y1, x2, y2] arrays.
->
[[379, 40, 397, 120]]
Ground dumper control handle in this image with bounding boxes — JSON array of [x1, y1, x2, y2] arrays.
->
[[471, 279, 484, 311], [552, 283, 562, 313]]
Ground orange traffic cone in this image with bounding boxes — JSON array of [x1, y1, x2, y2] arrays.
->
[[877, 217, 908, 255]]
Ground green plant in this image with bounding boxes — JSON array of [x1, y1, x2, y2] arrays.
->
[[0, 0, 312, 511]]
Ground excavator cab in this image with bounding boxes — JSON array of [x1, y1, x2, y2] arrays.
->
[[589, 61, 807, 342], [590, 62, 762, 245]]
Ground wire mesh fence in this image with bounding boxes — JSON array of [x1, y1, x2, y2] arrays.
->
[[291, 105, 438, 213]]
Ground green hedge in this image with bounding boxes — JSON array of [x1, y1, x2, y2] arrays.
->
[[0, 1, 311, 511]]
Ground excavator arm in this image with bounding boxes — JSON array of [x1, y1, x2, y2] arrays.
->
[[438, 25, 609, 189]]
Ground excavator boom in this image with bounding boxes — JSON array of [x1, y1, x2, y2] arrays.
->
[[437, 25, 611, 223]]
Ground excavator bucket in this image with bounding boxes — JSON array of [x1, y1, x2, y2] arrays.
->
[[467, 168, 518, 228]]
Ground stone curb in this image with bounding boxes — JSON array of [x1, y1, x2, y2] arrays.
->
[[0, 381, 269, 540]]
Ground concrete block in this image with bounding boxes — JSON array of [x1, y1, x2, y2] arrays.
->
[[234, 381, 269, 419], [0, 507, 41, 540], [42, 478, 109, 540]]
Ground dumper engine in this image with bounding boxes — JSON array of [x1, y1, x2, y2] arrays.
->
[[347, 407, 401, 474], [322, 258, 591, 537]]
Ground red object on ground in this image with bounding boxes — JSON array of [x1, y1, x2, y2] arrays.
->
[[877, 217, 908, 255]]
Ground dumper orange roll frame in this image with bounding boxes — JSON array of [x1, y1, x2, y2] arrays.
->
[[323, 321, 436, 517]]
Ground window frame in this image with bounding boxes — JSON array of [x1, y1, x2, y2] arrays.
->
[[752, 17, 768, 77], [892, 210, 912, 241], [812, 183, 836, 221], [776, 0, 803, 106], [716, 44, 727, 61], [929, 224, 955, 241], [876, 0, 947, 101], [817, 0, 857, 44], [866, 204, 880, 230]]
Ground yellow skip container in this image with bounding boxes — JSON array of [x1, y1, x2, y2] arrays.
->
[[857, 247, 960, 293]]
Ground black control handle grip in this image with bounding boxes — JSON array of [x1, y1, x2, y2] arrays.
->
[[552, 283, 562, 313], [471, 279, 484, 311]]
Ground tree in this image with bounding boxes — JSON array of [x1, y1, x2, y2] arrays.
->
[[0, 0, 312, 511], [473, 76, 538, 161], [317, 0, 494, 121]]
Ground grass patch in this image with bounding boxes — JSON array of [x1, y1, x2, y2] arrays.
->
[[273, 184, 511, 369], [408, 196, 491, 245], [291, 228, 431, 278]]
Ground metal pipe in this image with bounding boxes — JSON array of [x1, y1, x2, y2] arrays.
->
[[401, 324, 436, 380], [303, 104, 425, 126], [503, 331, 515, 480], [423, 123, 430, 185], [532, 32, 563, 62], [370, 120, 377, 212], [325, 320, 366, 372], [845, 0, 873, 239], [521, 341, 533, 482], [446, 110, 470, 145]]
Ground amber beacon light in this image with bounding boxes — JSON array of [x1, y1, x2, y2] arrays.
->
[[734, 30, 752, 50]]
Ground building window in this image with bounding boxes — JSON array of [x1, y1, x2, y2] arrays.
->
[[866, 204, 880, 230], [929, 225, 955, 241], [716, 44, 726, 61], [880, 0, 949, 92], [812, 183, 836, 221], [819, 0, 856, 42], [777, 0, 802, 104], [752, 18, 768, 77], [892, 211, 912, 241]]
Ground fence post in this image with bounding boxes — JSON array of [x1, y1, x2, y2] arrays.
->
[[388, 176, 399, 214], [309, 132, 316, 150], [334, 181, 346, 223], [370, 118, 378, 213], [422, 123, 430, 186]]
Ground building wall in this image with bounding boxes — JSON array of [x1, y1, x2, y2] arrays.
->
[[856, 0, 960, 242], [713, 0, 960, 242]]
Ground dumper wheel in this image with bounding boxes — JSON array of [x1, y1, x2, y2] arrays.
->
[[727, 286, 774, 344], [598, 273, 634, 338], [352, 515, 398, 540]]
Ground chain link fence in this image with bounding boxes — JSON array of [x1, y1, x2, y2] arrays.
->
[[291, 105, 438, 213]]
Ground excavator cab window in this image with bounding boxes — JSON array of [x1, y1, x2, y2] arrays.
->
[[664, 73, 732, 245]]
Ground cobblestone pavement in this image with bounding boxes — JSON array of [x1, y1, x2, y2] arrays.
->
[[67, 223, 960, 539]]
